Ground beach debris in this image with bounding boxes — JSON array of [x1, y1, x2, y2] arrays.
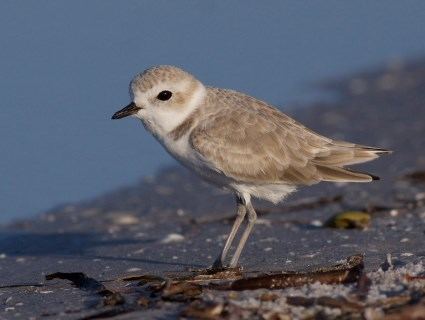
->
[[161, 281, 203, 301], [326, 211, 371, 229], [28, 254, 425, 319], [220, 254, 363, 291], [122, 255, 363, 295], [121, 274, 167, 285]]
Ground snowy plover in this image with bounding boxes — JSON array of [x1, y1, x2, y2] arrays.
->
[[112, 65, 390, 269]]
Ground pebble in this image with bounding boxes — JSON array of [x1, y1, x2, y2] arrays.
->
[[112, 213, 139, 225], [390, 209, 399, 217], [310, 219, 323, 227], [401, 253, 414, 257], [415, 192, 425, 201], [255, 219, 271, 227], [133, 248, 145, 254], [126, 267, 142, 272], [161, 233, 185, 243]]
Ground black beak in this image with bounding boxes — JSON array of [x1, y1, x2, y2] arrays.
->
[[111, 102, 141, 120]]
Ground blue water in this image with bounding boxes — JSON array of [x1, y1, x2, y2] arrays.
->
[[1, 1, 425, 222]]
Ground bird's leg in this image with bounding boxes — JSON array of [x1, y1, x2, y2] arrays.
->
[[212, 195, 246, 269], [229, 198, 257, 268]]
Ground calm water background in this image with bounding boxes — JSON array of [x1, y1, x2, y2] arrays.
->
[[1, 1, 425, 222]]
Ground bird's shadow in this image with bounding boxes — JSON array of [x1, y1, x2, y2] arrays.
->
[[0, 231, 203, 268]]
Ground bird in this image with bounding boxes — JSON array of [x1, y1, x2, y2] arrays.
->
[[112, 65, 391, 269]]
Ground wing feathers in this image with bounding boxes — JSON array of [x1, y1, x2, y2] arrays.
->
[[189, 88, 390, 185]]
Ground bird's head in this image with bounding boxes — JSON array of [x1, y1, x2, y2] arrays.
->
[[112, 65, 206, 135]]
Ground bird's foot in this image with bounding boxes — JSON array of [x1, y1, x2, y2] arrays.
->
[[210, 258, 242, 274], [211, 257, 227, 271]]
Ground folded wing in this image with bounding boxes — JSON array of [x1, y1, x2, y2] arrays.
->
[[190, 92, 390, 185]]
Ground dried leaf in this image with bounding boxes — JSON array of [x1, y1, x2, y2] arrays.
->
[[218, 254, 364, 290], [121, 274, 167, 283]]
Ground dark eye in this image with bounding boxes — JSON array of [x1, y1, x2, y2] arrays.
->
[[157, 90, 172, 101]]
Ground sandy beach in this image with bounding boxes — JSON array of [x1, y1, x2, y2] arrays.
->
[[1, 59, 425, 319]]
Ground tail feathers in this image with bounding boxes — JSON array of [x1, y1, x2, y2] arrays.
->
[[313, 143, 391, 183], [316, 165, 378, 183], [314, 143, 392, 167]]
